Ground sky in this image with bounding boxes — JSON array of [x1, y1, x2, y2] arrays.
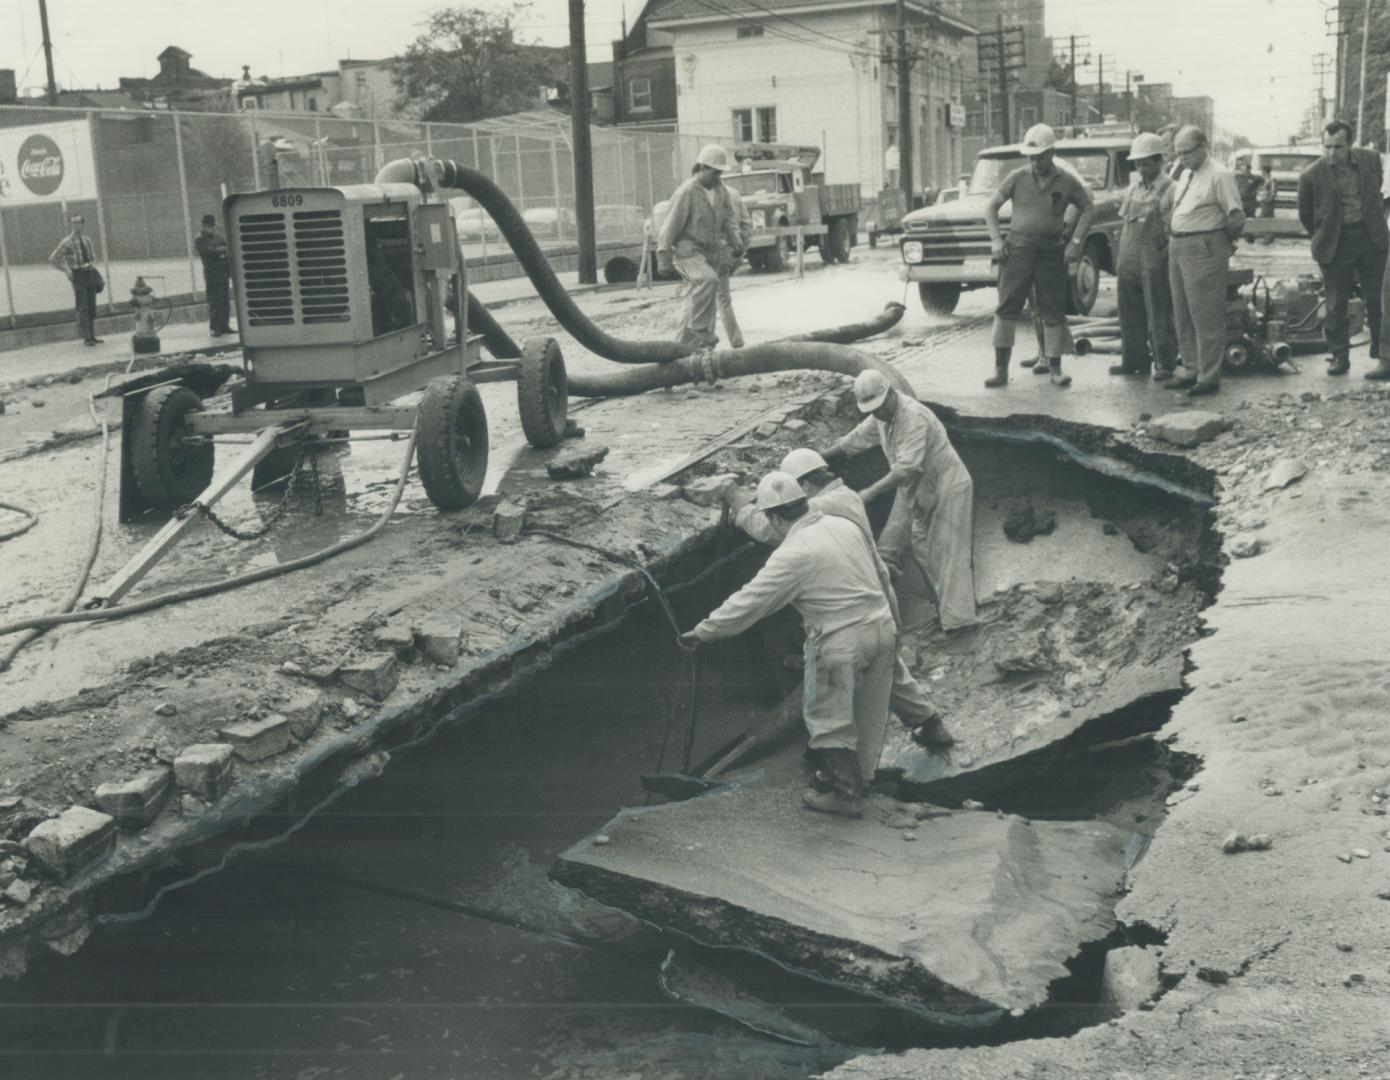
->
[[0, 0, 1332, 144]]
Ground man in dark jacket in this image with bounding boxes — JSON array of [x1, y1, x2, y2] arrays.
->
[[1298, 120, 1389, 379], [194, 214, 232, 336]]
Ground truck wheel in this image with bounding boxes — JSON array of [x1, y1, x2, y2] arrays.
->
[[918, 282, 962, 316], [827, 219, 852, 262], [1066, 243, 1101, 315], [132, 384, 214, 512], [819, 235, 837, 265], [517, 336, 568, 449], [764, 230, 791, 272], [418, 375, 489, 511]]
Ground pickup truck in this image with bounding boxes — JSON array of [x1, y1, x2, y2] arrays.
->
[[1236, 145, 1319, 211], [897, 136, 1133, 315]]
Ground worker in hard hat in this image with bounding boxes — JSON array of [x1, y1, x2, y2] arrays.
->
[[984, 123, 1095, 388], [825, 369, 977, 633], [725, 447, 955, 749], [679, 471, 899, 818], [657, 144, 747, 349], [1113, 132, 1180, 380], [686, 160, 754, 348]]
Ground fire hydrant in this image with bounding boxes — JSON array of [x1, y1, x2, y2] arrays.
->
[[130, 277, 160, 354]]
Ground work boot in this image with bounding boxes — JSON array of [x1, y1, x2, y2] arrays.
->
[[1109, 363, 1148, 376], [802, 748, 864, 819], [1032, 357, 1052, 374], [984, 347, 1010, 389], [1048, 357, 1072, 387], [1153, 368, 1174, 383], [1327, 353, 1350, 376], [1365, 360, 1390, 381], [1020, 356, 1039, 369], [910, 712, 956, 749]]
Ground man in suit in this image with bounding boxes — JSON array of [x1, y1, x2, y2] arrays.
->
[[1298, 120, 1390, 379]]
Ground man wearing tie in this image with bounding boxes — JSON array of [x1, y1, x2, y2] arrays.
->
[[48, 213, 103, 346]]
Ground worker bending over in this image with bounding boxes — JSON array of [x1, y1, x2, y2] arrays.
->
[[983, 123, 1094, 388], [680, 472, 898, 818], [657, 145, 747, 349], [826, 370, 977, 633], [726, 448, 954, 749]]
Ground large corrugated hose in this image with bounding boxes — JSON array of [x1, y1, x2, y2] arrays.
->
[[464, 293, 914, 399]]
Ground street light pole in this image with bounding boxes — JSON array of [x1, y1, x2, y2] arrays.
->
[[38, 0, 58, 105], [569, 0, 597, 284]]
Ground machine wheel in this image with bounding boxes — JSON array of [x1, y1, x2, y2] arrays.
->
[[827, 219, 852, 263], [517, 336, 569, 449], [1223, 336, 1259, 373], [1065, 242, 1101, 315], [417, 375, 489, 511], [131, 384, 214, 512], [918, 282, 962, 316], [764, 229, 791, 272]]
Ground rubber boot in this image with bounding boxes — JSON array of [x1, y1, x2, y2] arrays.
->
[[1364, 359, 1390, 381], [802, 748, 865, 819], [910, 712, 956, 749], [984, 347, 1010, 389], [1327, 352, 1350, 376], [1048, 357, 1072, 387]]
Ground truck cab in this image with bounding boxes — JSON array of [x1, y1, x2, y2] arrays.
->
[[897, 136, 1133, 315], [1242, 145, 1320, 211]]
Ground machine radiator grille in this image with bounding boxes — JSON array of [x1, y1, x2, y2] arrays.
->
[[238, 213, 293, 326], [292, 209, 350, 324]]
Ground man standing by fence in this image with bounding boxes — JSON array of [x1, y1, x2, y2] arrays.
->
[[48, 214, 103, 346], [195, 214, 232, 337]]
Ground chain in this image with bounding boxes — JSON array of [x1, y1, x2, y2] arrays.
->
[[180, 442, 321, 541]]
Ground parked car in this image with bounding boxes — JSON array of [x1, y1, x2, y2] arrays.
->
[[594, 204, 647, 240], [897, 136, 1132, 315], [521, 206, 578, 241], [450, 200, 500, 244]]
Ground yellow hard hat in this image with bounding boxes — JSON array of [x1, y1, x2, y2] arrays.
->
[[696, 144, 730, 171], [1020, 123, 1057, 156], [852, 369, 891, 413], [1127, 132, 1166, 161], [779, 448, 829, 480]]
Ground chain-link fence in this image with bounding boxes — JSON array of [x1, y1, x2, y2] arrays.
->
[[0, 104, 729, 326]]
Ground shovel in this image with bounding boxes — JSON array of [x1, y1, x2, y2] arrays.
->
[[640, 694, 803, 801]]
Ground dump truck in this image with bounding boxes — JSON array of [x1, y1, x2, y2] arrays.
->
[[897, 135, 1133, 315], [721, 144, 860, 269]]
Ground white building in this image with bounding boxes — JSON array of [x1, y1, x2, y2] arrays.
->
[[646, 0, 976, 196]]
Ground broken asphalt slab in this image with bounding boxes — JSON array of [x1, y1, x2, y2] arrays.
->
[[553, 746, 1132, 1021]]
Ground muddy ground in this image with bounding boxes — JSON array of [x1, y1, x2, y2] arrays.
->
[[2, 243, 1390, 1076]]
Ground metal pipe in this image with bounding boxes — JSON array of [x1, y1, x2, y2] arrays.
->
[[1267, 340, 1292, 364]]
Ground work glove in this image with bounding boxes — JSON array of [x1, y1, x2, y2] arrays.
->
[[657, 251, 675, 276]]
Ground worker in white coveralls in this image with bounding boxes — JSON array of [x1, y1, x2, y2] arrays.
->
[[657, 144, 746, 349], [724, 448, 955, 750], [825, 370, 978, 632], [679, 472, 898, 819]]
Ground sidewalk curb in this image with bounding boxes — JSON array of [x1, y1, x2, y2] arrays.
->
[[1, 340, 242, 394]]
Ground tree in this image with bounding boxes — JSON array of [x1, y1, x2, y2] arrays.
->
[[392, 4, 551, 123]]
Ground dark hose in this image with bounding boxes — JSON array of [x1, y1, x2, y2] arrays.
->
[[465, 292, 912, 399], [781, 301, 905, 344], [429, 158, 691, 364]]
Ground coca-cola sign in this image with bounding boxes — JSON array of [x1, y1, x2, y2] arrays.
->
[[18, 134, 64, 197]]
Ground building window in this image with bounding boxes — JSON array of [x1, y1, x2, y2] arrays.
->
[[737, 24, 764, 38], [628, 77, 652, 112], [1020, 106, 1038, 127], [308, 97, 318, 112], [756, 106, 777, 142], [732, 109, 754, 141]]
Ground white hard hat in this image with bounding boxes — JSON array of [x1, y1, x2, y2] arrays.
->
[[756, 471, 807, 512], [852, 368, 891, 413], [1020, 123, 1057, 156], [1127, 132, 1166, 161], [696, 144, 730, 171], [780, 448, 828, 480]]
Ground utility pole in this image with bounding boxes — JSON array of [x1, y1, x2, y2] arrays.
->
[[1326, 3, 1351, 119], [1313, 52, 1334, 123], [38, 0, 58, 105], [977, 18, 1024, 143], [997, 17, 1010, 144], [896, 0, 914, 207], [1356, 0, 1371, 142], [1055, 34, 1089, 126], [1097, 54, 1105, 121], [568, 0, 596, 284]]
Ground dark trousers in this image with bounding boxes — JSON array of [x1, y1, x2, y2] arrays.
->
[[71, 268, 99, 341], [1117, 264, 1180, 372], [205, 274, 231, 333], [1320, 226, 1385, 360], [996, 240, 1067, 324]]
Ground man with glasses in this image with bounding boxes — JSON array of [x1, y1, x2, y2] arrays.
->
[[1297, 120, 1389, 379], [1166, 126, 1245, 397]]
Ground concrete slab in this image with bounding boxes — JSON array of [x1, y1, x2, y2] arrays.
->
[[554, 748, 1132, 1020]]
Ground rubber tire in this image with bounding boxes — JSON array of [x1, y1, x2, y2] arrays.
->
[[1066, 243, 1101, 315], [819, 236, 836, 265], [764, 228, 791, 272], [603, 257, 637, 284], [131, 384, 214, 512], [417, 375, 489, 511], [827, 219, 851, 263], [517, 336, 569, 449], [918, 282, 962, 316]]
